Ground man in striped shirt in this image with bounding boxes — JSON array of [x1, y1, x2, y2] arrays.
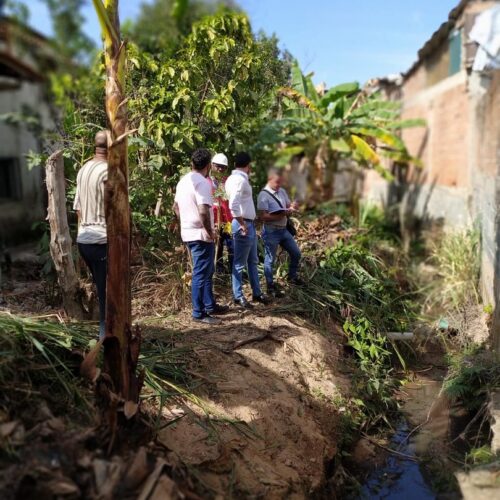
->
[[73, 130, 108, 339]]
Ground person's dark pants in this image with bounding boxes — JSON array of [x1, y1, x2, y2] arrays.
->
[[186, 241, 217, 319], [216, 228, 234, 273], [78, 243, 107, 339]]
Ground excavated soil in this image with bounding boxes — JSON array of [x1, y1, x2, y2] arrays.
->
[[152, 306, 350, 498]]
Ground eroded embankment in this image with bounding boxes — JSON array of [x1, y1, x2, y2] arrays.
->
[[152, 309, 350, 498]]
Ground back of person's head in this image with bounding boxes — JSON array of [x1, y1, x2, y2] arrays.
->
[[95, 130, 109, 149], [191, 148, 211, 171], [235, 152, 251, 169], [267, 166, 283, 179]]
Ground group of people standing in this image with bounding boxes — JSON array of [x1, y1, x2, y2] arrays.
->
[[174, 148, 303, 325], [73, 133, 303, 335]]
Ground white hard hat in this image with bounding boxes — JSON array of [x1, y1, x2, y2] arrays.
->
[[212, 153, 228, 167]]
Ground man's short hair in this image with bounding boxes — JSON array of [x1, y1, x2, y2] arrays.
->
[[191, 148, 211, 170], [234, 152, 251, 169], [267, 166, 283, 178], [95, 130, 108, 149]]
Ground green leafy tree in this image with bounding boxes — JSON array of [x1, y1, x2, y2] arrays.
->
[[43, 0, 95, 62], [126, 0, 239, 54], [261, 61, 424, 202], [126, 11, 289, 245]]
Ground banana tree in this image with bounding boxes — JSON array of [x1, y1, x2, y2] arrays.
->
[[262, 60, 424, 203], [92, 0, 142, 416]]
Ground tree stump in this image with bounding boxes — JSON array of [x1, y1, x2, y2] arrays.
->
[[45, 150, 87, 319]]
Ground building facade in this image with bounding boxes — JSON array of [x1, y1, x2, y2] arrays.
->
[[0, 16, 55, 243], [363, 1, 500, 319]]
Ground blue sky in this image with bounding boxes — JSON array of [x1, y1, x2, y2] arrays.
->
[[28, 0, 458, 85]]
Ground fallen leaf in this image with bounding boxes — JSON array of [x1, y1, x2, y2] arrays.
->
[[124, 446, 151, 490], [137, 458, 167, 500], [93, 457, 123, 499], [124, 400, 139, 419], [0, 420, 19, 438], [45, 478, 80, 496], [150, 474, 181, 500], [80, 338, 104, 382]]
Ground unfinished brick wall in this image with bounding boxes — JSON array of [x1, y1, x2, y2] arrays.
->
[[401, 74, 470, 190]]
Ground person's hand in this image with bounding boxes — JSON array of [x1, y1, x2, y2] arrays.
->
[[291, 201, 299, 211], [203, 229, 215, 242], [240, 223, 248, 236]]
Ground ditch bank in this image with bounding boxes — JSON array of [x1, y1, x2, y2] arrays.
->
[[151, 309, 351, 498]]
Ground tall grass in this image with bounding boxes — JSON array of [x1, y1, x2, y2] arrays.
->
[[429, 227, 480, 309], [0, 312, 196, 420]]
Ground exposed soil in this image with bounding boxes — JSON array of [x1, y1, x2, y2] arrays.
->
[[152, 306, 350, 498]]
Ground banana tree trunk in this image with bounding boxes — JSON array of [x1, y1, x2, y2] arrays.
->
[[93, 0, 141, 407], [322, 152, 337, 202]]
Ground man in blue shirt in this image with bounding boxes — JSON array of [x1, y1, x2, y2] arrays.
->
[[257, 167, 302, 297]]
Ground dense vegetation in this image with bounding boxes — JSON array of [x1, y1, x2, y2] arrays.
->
[[2, 2, 498, 497]]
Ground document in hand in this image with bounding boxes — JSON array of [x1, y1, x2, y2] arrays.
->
[[268, 207, 287, 214]]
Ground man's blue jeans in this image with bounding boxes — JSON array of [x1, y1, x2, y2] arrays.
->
[[262, 227, 301, 286], [187, 241, 216, 319], [231, 220, 262, 300]]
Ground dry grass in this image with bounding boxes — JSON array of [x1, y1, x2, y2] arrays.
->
[[132, 247, 191, 316], [427, 227, 480, 311]]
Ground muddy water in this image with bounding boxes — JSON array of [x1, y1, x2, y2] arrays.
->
[[359, 422, 436, 499], [358, 374, 450, 499]]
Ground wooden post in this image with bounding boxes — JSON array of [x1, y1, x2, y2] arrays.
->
[[45, 150, 86, 320]]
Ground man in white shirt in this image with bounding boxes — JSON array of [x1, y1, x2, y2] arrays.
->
[[225, 152, 270, 308], [73, 130, 109, 339], [174, 149, 228, 324]]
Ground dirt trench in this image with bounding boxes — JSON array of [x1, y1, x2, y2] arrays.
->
[[153, 307, 350, 498]]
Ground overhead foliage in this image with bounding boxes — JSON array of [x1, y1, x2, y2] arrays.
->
[[125, 0, 239, 54], [43, 0, 96, 62]]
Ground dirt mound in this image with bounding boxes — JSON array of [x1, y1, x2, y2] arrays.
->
[[156, 308, 349, 498]]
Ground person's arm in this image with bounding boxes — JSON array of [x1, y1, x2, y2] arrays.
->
[[195, 177, 215, 240], [282, 189, 298, 212], [258, 210, 287, 222], [198, 204, 215, 241], [173, 201, 180, 219], [257, 191, 286, 223], [228, 178, 248, 236], [73, 172, 81, 224]]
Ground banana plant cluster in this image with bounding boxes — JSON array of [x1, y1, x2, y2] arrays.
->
[[260, 60, 425, 202]]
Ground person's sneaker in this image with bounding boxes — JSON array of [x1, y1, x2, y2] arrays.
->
[[208, 304, 230, 315], [288, 276, 306, 287], [252, 294, 272, 305], [267, 284, 285, 298], [234, 297, 254, 309], [193, 315, 222, 325]]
